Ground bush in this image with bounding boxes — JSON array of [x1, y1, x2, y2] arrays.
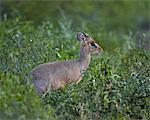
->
[[0, 17, 149, 120]]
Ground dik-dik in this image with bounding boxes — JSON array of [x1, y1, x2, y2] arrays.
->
[[30, 32, 103, 95]]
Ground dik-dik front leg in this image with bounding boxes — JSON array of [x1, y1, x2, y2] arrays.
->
[[76, 77, 82, 84]]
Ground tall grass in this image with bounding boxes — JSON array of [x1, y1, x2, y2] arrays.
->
[[0, 16, 149, 119]]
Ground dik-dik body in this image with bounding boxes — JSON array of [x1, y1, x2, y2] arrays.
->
[[30, 32, 103, 95]]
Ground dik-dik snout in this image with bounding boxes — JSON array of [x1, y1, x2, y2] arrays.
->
[[30, 32, 103, 96]]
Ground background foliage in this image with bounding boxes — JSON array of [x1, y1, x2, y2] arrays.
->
[[0, 0, 150, 120]]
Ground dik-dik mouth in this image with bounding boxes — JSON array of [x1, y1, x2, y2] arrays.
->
[[93, 50, 103, 55], [98, 46, 104, 53]]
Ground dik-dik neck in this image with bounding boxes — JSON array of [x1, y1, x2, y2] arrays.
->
[[78, 45, 91, 70]]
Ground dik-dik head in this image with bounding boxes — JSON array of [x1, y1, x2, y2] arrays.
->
[[77, 32, 103, 54]]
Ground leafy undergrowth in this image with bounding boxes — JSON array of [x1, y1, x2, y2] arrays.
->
[[44, 49, 150, 120], [0, 19, 149, 120]]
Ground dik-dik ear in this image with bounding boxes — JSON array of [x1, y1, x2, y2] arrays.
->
[[77, 32, 87, 42]]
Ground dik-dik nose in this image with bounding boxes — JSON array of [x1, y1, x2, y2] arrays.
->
[[98, 46, 103, 53]]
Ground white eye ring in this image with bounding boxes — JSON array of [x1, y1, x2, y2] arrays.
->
[[91, 43, 97, 48]]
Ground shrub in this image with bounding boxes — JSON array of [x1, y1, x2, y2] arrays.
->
[[0, 18, 149, 119]]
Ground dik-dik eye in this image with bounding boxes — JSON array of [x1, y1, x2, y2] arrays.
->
[[90, 42, 97, 48]]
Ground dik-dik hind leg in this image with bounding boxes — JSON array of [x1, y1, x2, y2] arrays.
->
[[33, 79, 48, 96], [76, 77, 82, 84], [43, 83, 52, 97]]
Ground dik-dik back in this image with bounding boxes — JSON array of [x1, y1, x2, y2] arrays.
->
[[30, 32, 103, 96]]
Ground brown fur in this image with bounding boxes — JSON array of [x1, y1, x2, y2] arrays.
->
[[29, 32, 103, 95]]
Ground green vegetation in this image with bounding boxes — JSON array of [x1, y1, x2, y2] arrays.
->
[[0, 1, 150, 120]]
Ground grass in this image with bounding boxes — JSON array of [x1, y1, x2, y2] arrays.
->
[[0, 1, 150, 118], [0, 17, 149, 120]]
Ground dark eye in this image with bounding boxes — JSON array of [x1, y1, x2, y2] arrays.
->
[[91, 43, 97, 48]]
